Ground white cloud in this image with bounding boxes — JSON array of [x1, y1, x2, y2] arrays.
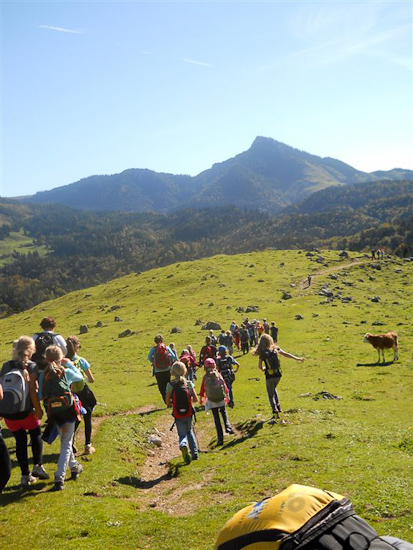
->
[[183, 58, 213, 68], [38, 25, 83, 34]]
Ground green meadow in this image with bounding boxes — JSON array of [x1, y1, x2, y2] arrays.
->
[[0, 230, 48, 266], [0, 249, 412, 549]]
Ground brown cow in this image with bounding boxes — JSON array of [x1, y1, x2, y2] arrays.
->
[[363, 332, 399, 363]]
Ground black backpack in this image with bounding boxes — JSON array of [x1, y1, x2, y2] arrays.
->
[[217, 356, 235, 384], [263, 349, 281, 378], [171, 380, 193, 419], [32, 332, 56, 370]]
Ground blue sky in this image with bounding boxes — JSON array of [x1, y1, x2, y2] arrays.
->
[[1, 1, 412, 197]]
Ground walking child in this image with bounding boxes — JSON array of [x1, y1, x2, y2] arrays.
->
[[0, 336, 48, 486], [165, 362, 199, 463], [66, 336, 97, 455], [252, 334, 304, 419], [199, 358, 234, 446], [42, 346, 84, 490], [216, 346, 239, 408]]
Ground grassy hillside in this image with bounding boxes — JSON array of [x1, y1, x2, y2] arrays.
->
[[0, 249, 412, 549], [0, 230, 48, 266]]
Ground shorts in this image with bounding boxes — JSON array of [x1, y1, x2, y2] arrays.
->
[[4, 412, 41, 433]]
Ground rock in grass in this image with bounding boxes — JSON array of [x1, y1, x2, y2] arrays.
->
[[282, 292, 292, 300], [79, 325, 89, 334], [202, 321, 222, 330], [295, 314, 304, 320], [246, 305, 259, 313], [118, 329, 132, 338], [171, 327, 181, 333]]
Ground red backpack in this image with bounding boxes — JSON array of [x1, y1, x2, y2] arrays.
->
[[153, 343, 172, 371], [171, 380, 193, 419]]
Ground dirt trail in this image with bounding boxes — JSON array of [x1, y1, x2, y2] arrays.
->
[[300, 258, 369, 290], [76, 403, 208, 513]]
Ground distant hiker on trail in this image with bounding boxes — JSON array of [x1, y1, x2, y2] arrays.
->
[[216, 346, 239, 408], [240, 325, 249, 355], [371, 249, 376, 260], [199, 358, 234, 444], [42, 346, 84, 490], [199, 336, 217, 366], [224, 330, 234, 355], [66, 336, 97, 456], [148, 335, 174, 402], [209, 330, 218, 347], [0, 336, 48, 487], [165, 361, 199, 464], [0, 384, 12, 493], [218, 330, 227, 346], [33, 316, 67, 371], [252, 334, 304, 419], [230, 321, 236, 334], [169, 342, 179, 363], [180, 348, 198, 382], [233, 325, 241, 350], [199, 358, 234, 446], [270, 322, 278, 343], [307, 275, 312, 287], [263, 319, 270, 334]]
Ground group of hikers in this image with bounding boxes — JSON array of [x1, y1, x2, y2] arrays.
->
[[0, 317, 97, 492], [148, 318, 304, 465], [0, 312, 304, 490]]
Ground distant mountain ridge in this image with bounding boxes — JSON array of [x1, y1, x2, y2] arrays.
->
[[21, 137, 413, 213]]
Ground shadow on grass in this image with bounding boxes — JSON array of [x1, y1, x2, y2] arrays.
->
[[0, 480, 49, 505], [356, 361, 394, 367], [213, 418, 266, 451], [117, 471, 173, 490]]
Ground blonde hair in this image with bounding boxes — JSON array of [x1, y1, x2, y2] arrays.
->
[[171, 361, 187, 380], [13, 336, 36, 366], [252, 334, 277, 358], [45, 345, 64, 363]]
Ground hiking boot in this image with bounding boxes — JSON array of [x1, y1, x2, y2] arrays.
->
[[181, 445, 191, 465], [32, 464, 50, 480], [217, 439, 224, 446], [192, 454, 199, 461], [228, 401, 234, 409], [71, 462, 84, 480], [53, 481, 64, 491], [225, 427, 234, 435], [21, 474, 37, 487], [84, 444, 96, 455]]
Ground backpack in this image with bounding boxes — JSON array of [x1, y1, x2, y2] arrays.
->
[[0, 361, 30, 415], [264, 349, 281, 377], [42, 365, 73, 417], [153, 343, 172, 371], [171, 380, 193, 419], [71, 359, 86, 394], [32, 332, 56, 370], [204, 372, 226, 403], [217, 356, 235, 385], [215, 484, 411, 550]]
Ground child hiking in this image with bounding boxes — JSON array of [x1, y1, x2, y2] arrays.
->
[[216, 346, 239, 408], [252, 334, 304, 419], [0, 336, 48, 487], [148, 334, 174, 402], [66, 336, 97, 455], [199, 358, 234, 446], [165, 362, 199, 464], [42, 346, 84, 490]]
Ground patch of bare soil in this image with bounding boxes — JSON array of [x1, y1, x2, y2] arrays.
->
[[300, 259, 369, 290]]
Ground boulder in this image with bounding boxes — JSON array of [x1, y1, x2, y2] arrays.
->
[[194, 319, 203, 326], [114, 316, 123, 322], [245, 305, 259, 313], [282, 292, 292, 300], [79, 325, 89, 334], [295, 314, 304, 320], [202, 321, 222, 330], [371, 296, 380, 303], [339, 251, 349, 258], [118, 329, 132, 338], [171, 327, 181, 334], [95, 321, 103, 328]]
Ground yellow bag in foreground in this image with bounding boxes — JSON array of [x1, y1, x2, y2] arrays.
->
[[215, 484, 345, 550]]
